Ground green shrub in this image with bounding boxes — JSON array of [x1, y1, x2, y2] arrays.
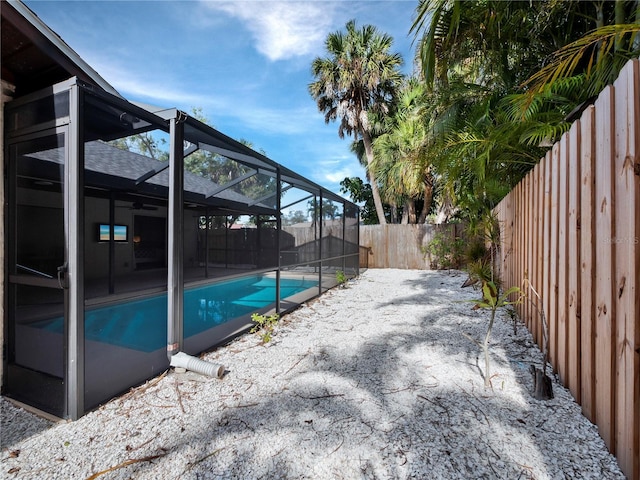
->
[[464, 237, 488, 264], [250, 313, 279, 343], [425, 230, 465, 269]]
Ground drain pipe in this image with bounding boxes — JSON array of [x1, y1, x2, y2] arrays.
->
[[170, 351, 225, 378]]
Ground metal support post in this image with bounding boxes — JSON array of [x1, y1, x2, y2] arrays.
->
[[167, 112, 185, 359]]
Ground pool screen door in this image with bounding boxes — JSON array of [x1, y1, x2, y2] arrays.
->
[[6, 131, 68, 417]]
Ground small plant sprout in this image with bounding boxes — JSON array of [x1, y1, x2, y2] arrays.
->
[[470, 280, 522, 388], [250, 312, 279, 344], [336, 270, 347, 287]]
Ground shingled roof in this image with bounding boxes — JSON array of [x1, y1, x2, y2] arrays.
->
[[27, 140, 277, 213]]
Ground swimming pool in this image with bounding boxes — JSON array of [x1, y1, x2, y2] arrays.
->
[[33, 275, 317, 352]]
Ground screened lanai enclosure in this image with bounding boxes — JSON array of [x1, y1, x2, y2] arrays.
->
[[5, 79, 359, 419]]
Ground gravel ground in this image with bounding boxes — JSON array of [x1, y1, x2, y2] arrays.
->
[[1, 269, 625, 479]]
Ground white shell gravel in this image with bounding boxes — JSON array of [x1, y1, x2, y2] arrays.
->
[[1, 269, 625, 479]]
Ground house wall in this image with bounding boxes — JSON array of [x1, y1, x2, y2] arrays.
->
[[83, 198, 169, 279], [84, 197, 129, 279]]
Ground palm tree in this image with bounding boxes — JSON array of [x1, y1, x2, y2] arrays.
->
[[309, 20, 404, 224], [372, 78, 435, 223], [409, 0, 638, 218], [411, 0, 562, 92], [522, 22, 640, 99], [408, 1, 555, 216]]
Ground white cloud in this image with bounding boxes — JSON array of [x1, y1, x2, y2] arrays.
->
[[87, 58, 214, 108], [324, 167, 357, 183], [200, 1, 336, 61], [233, 104, 319, 134], [310, 156, 364, 189], [91, 55, 322, 136]]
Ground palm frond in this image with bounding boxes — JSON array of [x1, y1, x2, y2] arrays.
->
[[523, 24, 640, 95]]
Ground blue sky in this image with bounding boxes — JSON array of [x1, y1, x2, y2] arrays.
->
[[25, 0, 419, 200]]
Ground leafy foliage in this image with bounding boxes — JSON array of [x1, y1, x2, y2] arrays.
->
[[523, 23, 640, 98], [340, 177, 379, 225], [307, 198, 341, 225], [371, 78, 435, 223], [408, 0, 640, 220], [282, 210, 308, 226], [110, 133, 168, 161], [250, 313, 279, 344], [424, 230, 465, 270]]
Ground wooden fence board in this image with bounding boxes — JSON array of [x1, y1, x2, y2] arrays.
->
[[494, 60, 639, 479], [511, 188, 516, 290], [633, 59, 640, 480], [504, 192, 513, 288], [359, 224, 465, 270], [632, 59, 640, 480], [503, 196, 509, 285], [557, 136, 569, 383], [517, 180, 524, 320], [593, 85, 616, 452], [524, 175, 531, 329], [526, 173, 534, 331], [519, 179, 525, 308], [567, 120, 581, 402], [512, 182, 516, 290], [516, 180, 524, 322], [390, 225, 400, 268], [549, 143, 560, 370], [530, 163, 539, 343], [542, 150, 553, 360], [536, 160, 545, 345], [497, 200, 506, 285], [613, 59, 640, 479], [580, 107, 596, 423]]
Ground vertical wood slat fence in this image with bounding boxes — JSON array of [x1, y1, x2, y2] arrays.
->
[[494, 59, 639, 480], [359, 223, 466, 269]]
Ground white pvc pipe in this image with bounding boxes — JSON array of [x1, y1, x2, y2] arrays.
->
[[170, 352, 225, 378]]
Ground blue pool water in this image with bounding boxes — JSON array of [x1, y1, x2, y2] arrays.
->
[[34, 275, 317, 352]]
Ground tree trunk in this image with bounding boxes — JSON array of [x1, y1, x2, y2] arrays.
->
[[418, 180, 434, 224], [362, 130, 387, 224], [434, 190, 455, 224], [390, 203, 399, 224], [405, 199, 416, 224]]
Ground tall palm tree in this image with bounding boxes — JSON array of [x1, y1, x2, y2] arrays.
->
[[409, 1, 555, 216], [410, 0, 637, 218], [372, 79, 435, 224], [309, 20, 404, 224], [411, 0, 561, 92]]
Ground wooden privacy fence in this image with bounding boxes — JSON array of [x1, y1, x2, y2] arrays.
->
[[359, 223, 465, 269], [494, 59, 639, 479]]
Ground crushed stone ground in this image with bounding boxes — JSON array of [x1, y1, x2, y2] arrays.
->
[[1, 269, 624, 479]]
